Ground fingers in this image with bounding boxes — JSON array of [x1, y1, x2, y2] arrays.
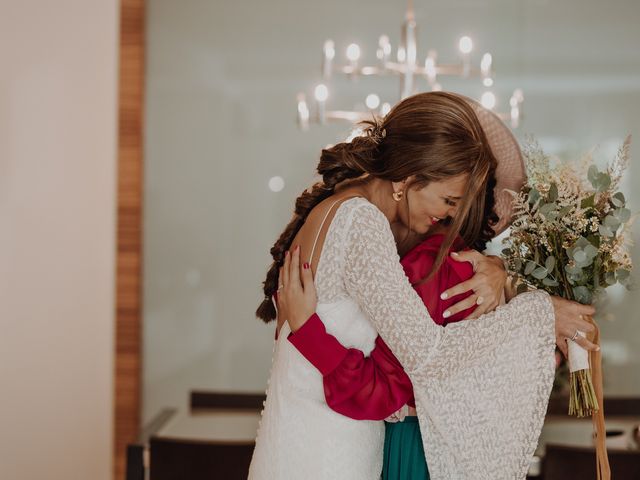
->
[[575, 316, 596, 334], [449, 249, 481, 264], [444, 294, 478, 318], [288, 245, 301, 292], [556, 337, 568, 358], [282, 250, 291, 289], [574, 335, 599, 352], [576, 303, 596, 316], [464, 299, 499, 319], [300, 259, 314, 293], [441, 277, 478, 300], [277, 266, 284, 303]]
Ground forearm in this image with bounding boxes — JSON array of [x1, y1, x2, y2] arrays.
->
[[288, 313, 414, 420]]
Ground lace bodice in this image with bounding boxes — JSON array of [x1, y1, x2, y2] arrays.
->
[[251, 197, 556, 480]]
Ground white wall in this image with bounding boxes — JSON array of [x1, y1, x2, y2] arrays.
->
[[0, 1, 119, 479]]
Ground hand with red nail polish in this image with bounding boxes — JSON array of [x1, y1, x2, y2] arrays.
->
[[279, 245, 317, 332]]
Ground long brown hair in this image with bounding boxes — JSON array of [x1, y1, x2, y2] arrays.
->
[[257, 91, 498, 322]]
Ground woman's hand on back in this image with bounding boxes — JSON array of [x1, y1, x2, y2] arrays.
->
[[440, 250, 507, 320], [276, 246, 318, 333]]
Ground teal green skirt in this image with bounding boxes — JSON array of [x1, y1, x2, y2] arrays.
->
[[382, 416, 430, 480]]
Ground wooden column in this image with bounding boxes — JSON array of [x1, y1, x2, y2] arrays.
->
[[115, 0, 145, 479]]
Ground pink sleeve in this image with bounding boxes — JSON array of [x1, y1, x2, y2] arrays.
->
[[288, 314, 414, 420], [402, 244, 477, 324], [287, 235, 475, 420]]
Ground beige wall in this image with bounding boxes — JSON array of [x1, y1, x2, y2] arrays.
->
[[0, 1, 119, 479]]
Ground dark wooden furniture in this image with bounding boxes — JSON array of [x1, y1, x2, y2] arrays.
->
[[544, 444, 640, 480], [126, 392, 264, 480]]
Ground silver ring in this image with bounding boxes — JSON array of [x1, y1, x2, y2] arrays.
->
[[570, 330, 579, 342]]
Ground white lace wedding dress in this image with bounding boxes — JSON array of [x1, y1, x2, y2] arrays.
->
[[249, 197, 556, 480]]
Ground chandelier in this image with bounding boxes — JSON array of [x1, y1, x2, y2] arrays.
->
[[296, 1, 523, 130]]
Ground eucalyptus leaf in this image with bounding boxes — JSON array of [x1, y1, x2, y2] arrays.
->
[[588, 165, 599, 186], [581, 194, 595, 209], [604, 215, 621, 229], [532, 267, 548, 279], [524, 261, 536, 275], [540, 203, 555, 216], [587, 235, 601, 247], [565, 264, 583, 275], [545, 256, 556, 271], [615, 207, 631, 223], [596, 172, 611, 192], [573, 286, 592, 304], [612, 192, 626, 207], [573, 250, 587, 263], [616, 269, 631, 284], [548, 183, 558, 202], [513, 258, 523, 271], [576, 237, 590, 249], [542, 277, 559, 287], [558, 206, 572, 217], [528, 188, 540, 205], [583, 244, 598, 259], [599, 225, 614, 237], [605, 272, 616, 285]]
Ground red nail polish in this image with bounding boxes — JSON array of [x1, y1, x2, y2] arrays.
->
[[303, 262, 309, 269]]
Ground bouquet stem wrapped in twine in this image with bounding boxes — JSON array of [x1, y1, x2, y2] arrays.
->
[[568, 315, 610, 479]]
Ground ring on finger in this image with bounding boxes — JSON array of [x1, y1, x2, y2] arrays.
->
[[476, 295, 484, 306], [278, 284, 284, 291], [570, 330, 579, 342]]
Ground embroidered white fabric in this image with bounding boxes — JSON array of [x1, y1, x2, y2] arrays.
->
[[249, 197, 556, 480]]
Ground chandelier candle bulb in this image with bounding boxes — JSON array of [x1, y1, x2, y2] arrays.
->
[[480, 53, 492, 78], [346, 43, 361, 75], [378, 35, 391, 65], [509, 89, 524, 127], [459, 36, 473, 77], [322, 40, 335, 79], [365, 94, 380, 110], [314, 84, 328, 123], [296, 93, 309, 130], [399, 11, 418, 98], [481, 91, 496, 110], [425, 49, 437, 85], [510, 106, 520, 128]]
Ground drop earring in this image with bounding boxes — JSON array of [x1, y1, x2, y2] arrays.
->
[[392, 190, 404, 202]]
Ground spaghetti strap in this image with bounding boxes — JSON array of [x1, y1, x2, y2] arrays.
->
[[308, 197, 360, 266]]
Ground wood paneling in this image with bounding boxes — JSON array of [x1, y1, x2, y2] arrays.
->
[[115, 1, 145, 479]]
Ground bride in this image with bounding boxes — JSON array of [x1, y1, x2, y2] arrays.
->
[[248, 92, 597, 479]]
